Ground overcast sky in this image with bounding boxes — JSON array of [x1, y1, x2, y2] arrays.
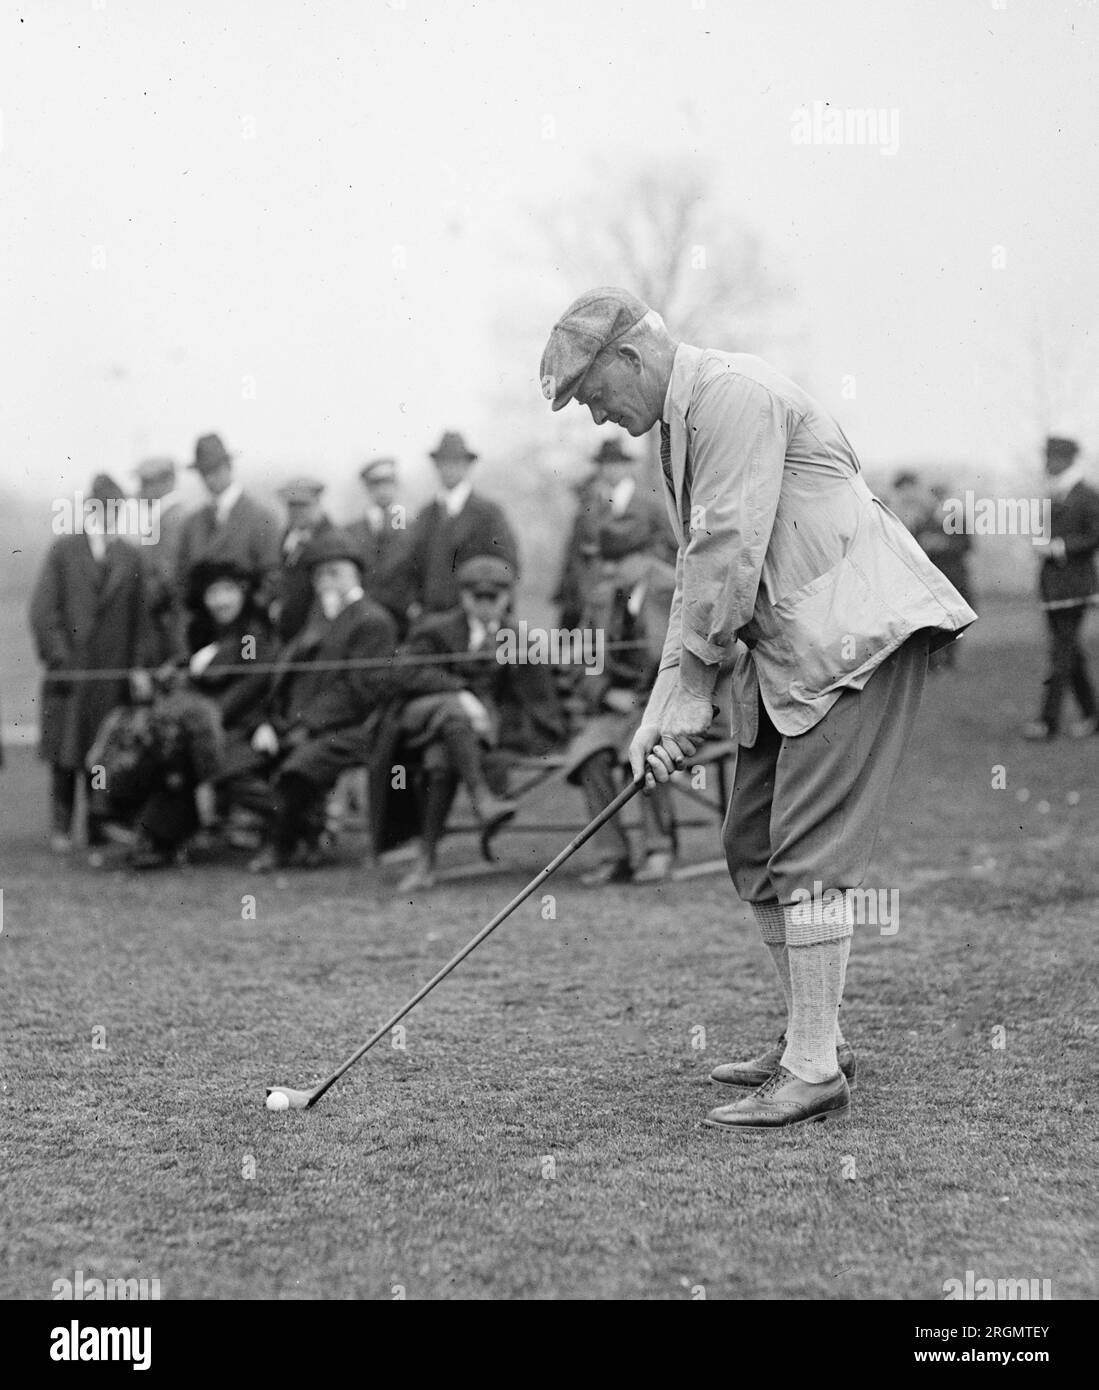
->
[[2, 0, 1097, 512]]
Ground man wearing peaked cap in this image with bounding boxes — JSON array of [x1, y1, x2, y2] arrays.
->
[[274, 475, 335, 643], [374, 551, 565, 892], [454, 554, 517, 591], [346, 456, 415, 633], [540, 287, 978, 1134], [405, 430, 520, 616], [175, 432, 281, 638]]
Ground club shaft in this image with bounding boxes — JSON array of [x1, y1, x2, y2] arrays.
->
[[307, 773, 647, 1104]]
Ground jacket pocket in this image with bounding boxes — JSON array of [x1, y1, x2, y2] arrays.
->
[[771, 550, 911, 701]]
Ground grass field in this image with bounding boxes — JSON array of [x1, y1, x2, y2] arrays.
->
[[1, 597, 1096, 1301]]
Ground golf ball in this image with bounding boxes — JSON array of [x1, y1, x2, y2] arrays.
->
[[266, 1091, 290, 1112]]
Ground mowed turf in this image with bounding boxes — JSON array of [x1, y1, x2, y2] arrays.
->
[[1, 598, 1096, 1300]]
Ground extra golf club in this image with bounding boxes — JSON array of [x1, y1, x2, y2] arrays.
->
[[266, 769, 650, 1110]]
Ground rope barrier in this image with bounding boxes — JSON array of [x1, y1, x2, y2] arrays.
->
[[34, 639, 652, 683]]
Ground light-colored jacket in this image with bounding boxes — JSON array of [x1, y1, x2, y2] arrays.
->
[[659, 345, 977, 744]]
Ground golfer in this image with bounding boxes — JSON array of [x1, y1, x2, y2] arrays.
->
[[540, 288, 977, 1132]]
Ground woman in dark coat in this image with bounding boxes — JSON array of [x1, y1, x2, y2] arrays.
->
[[28, 475, 163, 851]]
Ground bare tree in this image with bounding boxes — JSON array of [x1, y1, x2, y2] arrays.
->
[[540, 155, 793, 355]]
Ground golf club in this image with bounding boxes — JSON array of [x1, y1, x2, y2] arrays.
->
[[266, 769, 650, 1109]]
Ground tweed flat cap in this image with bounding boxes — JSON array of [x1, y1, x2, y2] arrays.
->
[[539, 287, 650, 412]]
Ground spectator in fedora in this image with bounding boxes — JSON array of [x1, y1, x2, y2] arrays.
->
[[405, 431, 519, 615], [175, 433, 281, 643], [345, 456, 415, 631], [273, 475, 335, 643], [1024, 436, 1099, 740], [554, 434, 672, 634], [28, 473, 162, 855]]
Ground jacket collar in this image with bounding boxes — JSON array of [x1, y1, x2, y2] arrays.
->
[[660, 342, 706, 535], [663, 342, 706, 427]]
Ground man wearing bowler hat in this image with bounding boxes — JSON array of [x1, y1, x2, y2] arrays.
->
[[345, 456, 415, 630], [406, 431, 519, 616], [540, 287, 977, 1132], [274, 475, 335, 643], [175, 433, 281, 626]]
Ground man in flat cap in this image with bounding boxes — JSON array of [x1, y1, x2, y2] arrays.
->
[[373, 554, 565, 892], [405, 431, 520, 616], [175, 433, 281, 638], [345, 457, 415, 632], [541, 287, 977, 1132], [1023, 436, 1099, 740], [274, 475, 335, 643]]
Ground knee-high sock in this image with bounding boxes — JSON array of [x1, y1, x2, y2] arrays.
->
[[756, 898, 849, 1045], [765, 942, 847, 1045], [782, 938, 850, 1083]]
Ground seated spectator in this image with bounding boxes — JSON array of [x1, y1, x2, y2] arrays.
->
[[372, 555, 566, 892], [236, 532, 398, 871], [87, 669, 224, 869], [560, 517, 679, 885]]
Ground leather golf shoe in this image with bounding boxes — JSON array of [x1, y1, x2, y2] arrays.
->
[[710, 1034, 857, 1089], [704, 1065, 850, 1132]]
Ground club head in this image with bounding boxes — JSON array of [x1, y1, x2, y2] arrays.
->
[[266, 1085, 318, 1110]]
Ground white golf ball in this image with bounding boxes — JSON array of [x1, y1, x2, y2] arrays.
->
[[266, 1091, 290, 1111]]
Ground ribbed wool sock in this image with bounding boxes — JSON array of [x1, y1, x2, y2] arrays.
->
[[782, 937, 851, 1083], [766, 943, 793, 1026]]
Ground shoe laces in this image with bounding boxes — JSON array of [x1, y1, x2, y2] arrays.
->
[[755, 1066, 791, 1099]]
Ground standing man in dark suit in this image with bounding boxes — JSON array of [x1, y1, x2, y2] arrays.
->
[[345, 456, 415, 631], [29, 474, 162, 855], [175, 433, 281, 641], [406, 431, 519, 615], [1024, 436, 1099, 740], [135, 457, 187, 583], [273, 475, 335, 643], [134, 456, 189, 657]]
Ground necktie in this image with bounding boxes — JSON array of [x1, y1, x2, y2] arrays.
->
[[659, 421, 673, 489]]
